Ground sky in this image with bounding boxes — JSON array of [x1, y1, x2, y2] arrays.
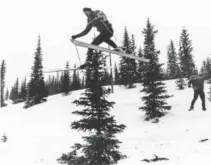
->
[[1, 0, 211, 89]]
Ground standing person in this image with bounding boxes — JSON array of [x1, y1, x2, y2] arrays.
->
[[71, 7, 124, 69], [188, 73, 206, 111]]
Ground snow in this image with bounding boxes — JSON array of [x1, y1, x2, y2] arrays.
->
[[0, 80, 211, 165]]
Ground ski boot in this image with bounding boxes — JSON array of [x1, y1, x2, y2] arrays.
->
[[78, 61, 92, 69], [113, 47, 126, 53], [189, 106, 194, 111], [202, 107, 207, 111]]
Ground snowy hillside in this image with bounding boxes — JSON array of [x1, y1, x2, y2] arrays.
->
[[0, 80, 211, 165]]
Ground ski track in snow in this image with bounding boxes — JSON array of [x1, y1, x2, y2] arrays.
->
[[0, 80, 211, 165]]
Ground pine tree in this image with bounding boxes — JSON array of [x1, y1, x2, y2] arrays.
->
[[61, 62, 71, 95], [205, 57, 211, 79], [9, 78, 20, 103], [13, 78, 20, 103], [25, 36, 47, 108], [58, 51, 125, 165], [167, 40, 179, 79], [114, 63, 120, 85], [175, 77, 186, 90], [101, 68, 110, 86], [80, 76, 86, 89], [5, 88, 9, 100], [178, 28, 195, 78], [19, 78, 27, 102], [208, 85, 211, 102], [71, 65, 81, 91], [9, 86, 14, 101], [15, 78, 19, 101], [200, 57, 211, 79], [140, 19, 172, 121], [208, 74, 211, 101], [46, 75, 56, 95], [119, 28, 136, 88], [0, 60, 6, 107], [137, 47, 144, 82], [207, 57, 211, 78], [55, 73, 62, 94], [200, 60, 207, 77], [131, 34, 138, 82]]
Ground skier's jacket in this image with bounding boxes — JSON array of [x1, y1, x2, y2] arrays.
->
[[75, 10, 113, 38], [188, 75, 205, 91]]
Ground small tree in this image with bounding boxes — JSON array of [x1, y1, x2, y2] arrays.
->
[[140, 19, 172, 121], [58, 51, 125, 165], [71, 65, 81, 91], [61, 62, 71, 95], [19, 78, 27, 102], [114, 63, 120, 85], [0, 60, 6, 107], [137, 47, 144, 82], [5, 88, 9, 100], [167, 40, 179, 79], [119, 28, 136, 88], [25, 36, 47, 108], [175, 66, 186, 90], [178, 28, 195, 78]]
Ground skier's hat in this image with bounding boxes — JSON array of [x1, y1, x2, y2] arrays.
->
[[83, 7, 92, 12]]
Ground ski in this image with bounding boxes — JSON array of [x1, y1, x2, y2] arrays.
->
[[71, 39, 150, 62]]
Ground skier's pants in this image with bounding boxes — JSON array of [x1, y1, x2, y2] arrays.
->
[[191, 90, 205, 109], [87, 28, 117, 55]]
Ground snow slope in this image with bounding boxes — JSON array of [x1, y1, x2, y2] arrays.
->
[[0, 80, 211, 165]]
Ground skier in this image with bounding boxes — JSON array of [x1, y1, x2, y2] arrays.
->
[[71, 7, 124, 69], [188, 73, 206, 111]]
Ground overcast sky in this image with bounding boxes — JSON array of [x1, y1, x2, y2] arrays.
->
[[1, 0, 211, 89]]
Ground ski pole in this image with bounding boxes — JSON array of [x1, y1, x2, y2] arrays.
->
[[74, 45, 81, 65]]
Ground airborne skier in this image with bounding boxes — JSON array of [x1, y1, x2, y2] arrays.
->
[[71, 7, 124, 69]]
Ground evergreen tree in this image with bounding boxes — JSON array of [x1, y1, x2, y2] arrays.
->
[[25, 36, 47, 108], [46, 75, 56, 95], [137, 47, 144, 82], [175, 77, 186, 90], [200, 60, 207, 77], [167, 40, 179, 79], [14, 78, 19, 101], [61, 62, 71, 95], [114, 63, 120, 85], [178, 28, 195, 78], [13, 78, 20, 103], [19, 78, 27, 101], [208, 85, 211, 102], [200, 57, 211, 79], [71, 65, 81, 91], [9, 86, 15, 101], [140, 19, 172, 121], [131, 34, 138, 82], [55, 73, 62, 94], [58, 51, 125, 165], [207, 57, 211, 78], [9, 78, 20, 103], [119, 28, 136, 88], [5, 88, 9, 100], [101, 68, 110, 86], [80, 76, 86, 89], [205, 57, 211, 78], [0, 60, 6, 107]]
